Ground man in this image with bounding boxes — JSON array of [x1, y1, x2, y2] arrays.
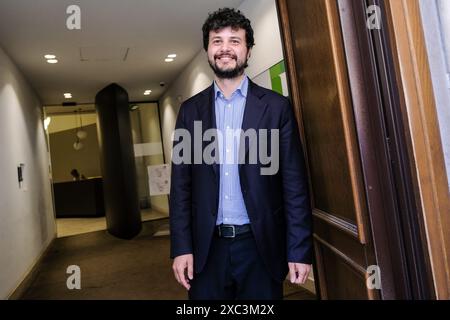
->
[[170, 7, 312, 300]]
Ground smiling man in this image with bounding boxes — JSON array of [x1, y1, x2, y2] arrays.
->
[[170, 7, 313, 300]]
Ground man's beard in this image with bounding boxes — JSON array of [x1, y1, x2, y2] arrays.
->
[[208, 53, 248, 79]]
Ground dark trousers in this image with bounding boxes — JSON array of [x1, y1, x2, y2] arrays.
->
[[188, 231, 283, 300]]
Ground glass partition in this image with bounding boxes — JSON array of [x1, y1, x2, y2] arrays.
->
[[130, 102, 169, 221]]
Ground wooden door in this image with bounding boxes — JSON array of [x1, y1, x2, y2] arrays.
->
[[277, 0, 379, 299], [277, 0, 437, 300]]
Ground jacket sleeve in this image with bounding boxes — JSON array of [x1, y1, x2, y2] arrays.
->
[[169, 102, 193, 258], [279, 98, 313, 264]]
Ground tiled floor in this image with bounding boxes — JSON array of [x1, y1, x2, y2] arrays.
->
[[56, 208, 168, 238]]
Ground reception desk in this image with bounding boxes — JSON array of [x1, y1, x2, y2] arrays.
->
[[53, 177, 105, 218]]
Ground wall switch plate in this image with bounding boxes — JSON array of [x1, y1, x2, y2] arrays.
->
[[17, 163, 25, 189]]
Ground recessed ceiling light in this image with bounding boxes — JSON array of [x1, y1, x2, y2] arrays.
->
[[47, 59, 58, 64], [165, 58, 174, 62], [144, 90, 152, 95], [44, 54, 56, 59], [167, 54, 177, 58], [64, 93, 72, 98]]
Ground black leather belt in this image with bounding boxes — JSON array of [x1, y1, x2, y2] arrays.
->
[[216, 224, 251, 238]]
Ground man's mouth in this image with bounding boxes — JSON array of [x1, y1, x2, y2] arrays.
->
[[216, 55, 236, 62]]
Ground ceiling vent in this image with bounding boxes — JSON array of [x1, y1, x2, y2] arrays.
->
[[79, 47, 130, 62]]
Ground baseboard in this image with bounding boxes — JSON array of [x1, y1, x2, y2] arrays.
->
[[7, 235, 56, 300]]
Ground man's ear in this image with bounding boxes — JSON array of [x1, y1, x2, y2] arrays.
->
[[247, 48, 252, 59]]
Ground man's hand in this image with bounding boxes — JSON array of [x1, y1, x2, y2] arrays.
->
[[172, 254, 194, 290], [288, 262, 311, 284]]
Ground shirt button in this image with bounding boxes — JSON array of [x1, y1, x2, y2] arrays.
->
[[226, 149, 230, 153], [225, 172, 229, 176], [227, 104, 231, 108], [225, 195, 229, 199], [226, 126, 230, 129]]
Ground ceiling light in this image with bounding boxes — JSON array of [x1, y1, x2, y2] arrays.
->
[[47, 59, 58, 64], [144, 90, 152, 95], [77, 130, 88, 140], [167, 54, 177, 58], [130, 105, 140, 111], [165, 58, 174, 62], [64, 93, 72, 98], [73, 140, 84, 151], [44, 54, 56, 59]]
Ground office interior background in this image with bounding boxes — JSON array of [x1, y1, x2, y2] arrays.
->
[[0, 0, 449, 300]]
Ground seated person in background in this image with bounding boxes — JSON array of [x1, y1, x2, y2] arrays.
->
[[70, 169, 86, 181]]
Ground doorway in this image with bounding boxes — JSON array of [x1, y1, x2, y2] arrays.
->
[[44, 102, 169, 238], [276, 0, 437, 299]]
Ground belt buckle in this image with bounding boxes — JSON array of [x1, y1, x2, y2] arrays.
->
[[219, 225, 236, 238]]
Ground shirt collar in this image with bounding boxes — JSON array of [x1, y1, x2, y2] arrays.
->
[[214, 75, 248, 100]]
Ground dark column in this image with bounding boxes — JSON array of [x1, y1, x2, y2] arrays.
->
[[95, 83, 141, 239]]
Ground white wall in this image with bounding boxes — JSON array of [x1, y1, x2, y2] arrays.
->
[[0, 46, 56, 299], [159, 53, 214, 162], [238, 0, 284, 79], [419, 0, 450, 188], [159, 0, 284, 163]]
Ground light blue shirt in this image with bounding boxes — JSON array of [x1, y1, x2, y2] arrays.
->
[[214, 75, 250, 226]]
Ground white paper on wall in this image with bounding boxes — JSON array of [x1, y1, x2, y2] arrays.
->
[[147, 164, 170, 196]]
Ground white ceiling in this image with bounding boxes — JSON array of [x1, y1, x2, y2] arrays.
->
[[0, 0, 243, 105]]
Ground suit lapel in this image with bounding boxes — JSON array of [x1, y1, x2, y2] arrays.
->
[[196, 84, 220, 179], [196, 83, 215, 131], [239, 81, 268, 173]]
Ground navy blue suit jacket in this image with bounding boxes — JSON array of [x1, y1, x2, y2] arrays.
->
[[169, 80, 312, 281]]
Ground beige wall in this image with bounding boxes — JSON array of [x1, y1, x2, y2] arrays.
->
[[48, 113, 97, 134], [0, 46, 55, 299], [49, 123, 102, 182]]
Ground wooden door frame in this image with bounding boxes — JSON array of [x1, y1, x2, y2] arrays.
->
[[383, 0, 450, 299], [276, 0, 443, 299]]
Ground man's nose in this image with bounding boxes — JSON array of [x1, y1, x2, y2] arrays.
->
[[219, 41, 232, 52]]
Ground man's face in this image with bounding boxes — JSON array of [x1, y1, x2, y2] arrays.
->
[[207, 26, 251, 79]]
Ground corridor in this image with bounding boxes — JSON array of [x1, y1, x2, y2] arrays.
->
[[19, 219, 314, 300]]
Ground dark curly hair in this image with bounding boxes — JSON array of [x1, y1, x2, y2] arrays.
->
[[202, 8, 255, 51]]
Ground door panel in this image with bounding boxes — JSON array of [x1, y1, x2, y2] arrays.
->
[[289, 0, 365, 234], [277, 0, 377, 299], [321, 247, 368, 299]]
